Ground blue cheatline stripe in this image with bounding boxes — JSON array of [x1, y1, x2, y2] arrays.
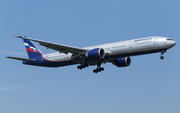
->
[[23, 48, 167, 67]]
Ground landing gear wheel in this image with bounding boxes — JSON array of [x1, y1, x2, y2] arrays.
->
[[93, 67, 104, 73], [100, 67, 104, 71], [77, 63, 89, 70], [93, 62, 104, 73], [160, 56, 164, 60], [82, 65, 85, 68], [84, 63, 89, 67], [98, 67, 104, 71], [93, 69, 98, 73], [97, 68, 101, 72], [77, 65, 82, 69]]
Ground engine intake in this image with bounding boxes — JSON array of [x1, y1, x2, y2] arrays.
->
[[113, 57, 131, 67], [86, 48, 105, 60]]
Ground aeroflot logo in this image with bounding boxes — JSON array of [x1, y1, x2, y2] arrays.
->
[[24, 43, 40, 53], [134, 38, 152, 43]]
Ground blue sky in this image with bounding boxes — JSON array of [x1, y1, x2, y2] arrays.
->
[[0, 0, 180, 113]]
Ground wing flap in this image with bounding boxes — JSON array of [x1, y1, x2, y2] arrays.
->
[[6, 56, 35, 62]]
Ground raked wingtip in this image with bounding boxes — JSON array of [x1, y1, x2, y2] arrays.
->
[[14, 36, 24, 38]]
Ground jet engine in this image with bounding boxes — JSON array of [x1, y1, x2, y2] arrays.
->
[[86, 48, 105, 60], [113, 57, 131, 67]]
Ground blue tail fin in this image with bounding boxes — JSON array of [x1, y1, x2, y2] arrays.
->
[[23, 37, 43, 59]]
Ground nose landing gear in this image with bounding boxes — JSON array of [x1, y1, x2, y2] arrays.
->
[[160, 50, 166, 60], [160, 56, 164, 60]]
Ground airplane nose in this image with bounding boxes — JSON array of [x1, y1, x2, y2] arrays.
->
[[167, 40, 176, 48], [173, 41, 176, 46]]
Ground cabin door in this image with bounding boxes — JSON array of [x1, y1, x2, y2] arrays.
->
[[154, 38, 158, 45], [129, 42, 133, 48]]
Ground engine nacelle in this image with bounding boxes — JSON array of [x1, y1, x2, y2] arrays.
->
[[113, 57, 131, 67], [86, 48, 105, 60]]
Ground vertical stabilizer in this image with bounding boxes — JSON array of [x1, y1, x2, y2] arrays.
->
[[23, 36, 43, 59]]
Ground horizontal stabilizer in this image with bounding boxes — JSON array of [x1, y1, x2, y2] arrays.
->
[[6, 56, 35, 62]]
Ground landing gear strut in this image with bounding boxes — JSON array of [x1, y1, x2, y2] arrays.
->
[[77, 62, 104, 73], [160, 50, 166, 60], [93, 62, 104, 73]]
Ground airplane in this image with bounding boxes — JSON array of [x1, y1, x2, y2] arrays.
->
[[6, 36, 176, 73]]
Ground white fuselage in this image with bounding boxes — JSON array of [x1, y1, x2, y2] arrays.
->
[[42, 36, 176, 65]]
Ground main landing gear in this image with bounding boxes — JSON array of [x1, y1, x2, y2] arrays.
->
[[77, 63, 89, 69], [160, 50, 166, 60], [93, 62, 104, 73], [77, 62, 104, 73], [93, 67, 104, 73]]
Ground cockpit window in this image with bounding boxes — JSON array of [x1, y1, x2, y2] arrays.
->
[[166, 39, 172, 41]]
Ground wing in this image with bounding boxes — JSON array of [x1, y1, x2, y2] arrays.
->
[[14, 36, 87, 54]]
